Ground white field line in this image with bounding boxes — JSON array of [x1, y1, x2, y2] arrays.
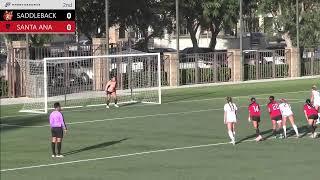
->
[[0, 139, 255, 172], [161, 75, 320, 90], [2, 134, 316, 173], [0, 100, 305, 128], [0, 90, 308, 119]]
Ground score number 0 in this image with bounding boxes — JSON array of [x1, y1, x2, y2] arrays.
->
[[66, 12, 72, 31]]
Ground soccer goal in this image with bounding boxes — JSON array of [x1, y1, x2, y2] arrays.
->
[[20, 53, 162, 113]]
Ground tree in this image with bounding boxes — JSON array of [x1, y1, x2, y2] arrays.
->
[[76, 0, 109, 40], [202, 0, 239, 49], [113, 0, 172, 51], [257, 0, 320, 48], [162, 0, 204, 50], [181, 0, 205, 50]]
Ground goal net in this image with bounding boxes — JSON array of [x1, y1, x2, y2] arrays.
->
[[20, 53, 162, 113]]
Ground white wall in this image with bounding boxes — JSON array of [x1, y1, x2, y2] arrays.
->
[[153, 36, 252, 50]]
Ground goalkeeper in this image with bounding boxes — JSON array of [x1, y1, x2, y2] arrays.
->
[[105, 76, 119, 108]]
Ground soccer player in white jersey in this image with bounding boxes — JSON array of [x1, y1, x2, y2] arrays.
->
[[279, 99, 299, 138], [311, 85, 320, 124], [224, 97, 238, 145]]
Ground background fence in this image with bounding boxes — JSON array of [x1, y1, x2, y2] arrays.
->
[[301, 48, 320, 76], [1, 44, 320, 98], [179, 52, 232, 85], [243, 49, 290, 80], [1, 44, 169, 98]]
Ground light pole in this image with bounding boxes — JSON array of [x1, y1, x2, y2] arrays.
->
[[176, 0, 179, 61], [105, 0, 110, 84], [105, 0, 109, 55], [296, 0, 300, 76], [239, 0, 243, 79]]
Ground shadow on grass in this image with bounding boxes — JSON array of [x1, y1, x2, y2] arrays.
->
[[0, 114, 47, 132], [63, 138, 129, 156], [236, 129, 272, 144], [236, 125, 310, 144], [119, 101, 140, 108], [298, 125, 312, 138]]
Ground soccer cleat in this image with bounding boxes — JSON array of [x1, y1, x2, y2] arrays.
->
[[309, 133, 316, 138], [230, 140, 236, 146], [106, 105, 110, 109], [255, 135, 263, 142], [279, 134, 284, 139], [56, 154, 64, 158], [114, 104, 119, 108], [309, 134, 314, 138], [51, 154, 56, 158]]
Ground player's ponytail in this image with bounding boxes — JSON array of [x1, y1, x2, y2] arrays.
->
[[226, 96, 235, 111], [306, 99, 313, 107]]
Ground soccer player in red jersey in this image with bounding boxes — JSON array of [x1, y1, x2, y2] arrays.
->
[[304, 99, 318, 138], [105, 76, 119, 109], [267, 96, 283, 138], [248, 97, 263, 141]]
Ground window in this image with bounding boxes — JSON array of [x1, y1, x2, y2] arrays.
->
[[119, 26, 126, 39], [179, 23, 189, 35]]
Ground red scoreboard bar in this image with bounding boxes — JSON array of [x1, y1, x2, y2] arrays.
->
[[0, 0, 75, 34]]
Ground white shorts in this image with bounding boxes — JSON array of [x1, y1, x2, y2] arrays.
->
[[225, 118, 237, 123], [282, 113, 293, 117]]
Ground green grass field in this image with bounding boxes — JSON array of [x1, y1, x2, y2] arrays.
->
[[1, 78, 320, 180]]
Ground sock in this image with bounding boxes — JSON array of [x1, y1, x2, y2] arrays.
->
[[228, 130, 235, 142], [272, 129, 277, 136], [292, 124, 299, 136], [309, 125, 315, 134], [57, 142, 62, 155], [283, 126, 287, 137], [106, 99, 110, 106], [115, 98, 118, 105], [255, 128, 260, 137], [51, 142, 56, 155]]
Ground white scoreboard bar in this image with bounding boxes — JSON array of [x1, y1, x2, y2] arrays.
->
[[0, 0, 75, 10]]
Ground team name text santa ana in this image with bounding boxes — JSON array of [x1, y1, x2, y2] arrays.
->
[[17, 24, 53, 31]]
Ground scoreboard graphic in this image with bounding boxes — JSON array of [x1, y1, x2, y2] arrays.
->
[[0, 0, 75, 34]]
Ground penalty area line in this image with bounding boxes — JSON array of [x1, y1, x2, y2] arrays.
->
[[0, 139, 255, 172], [0, 90, 308, 119], [0, 100, 306, 128], [1, 136, 308, 173]]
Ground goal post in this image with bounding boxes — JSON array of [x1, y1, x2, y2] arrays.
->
[[20, 53, 162, 114]]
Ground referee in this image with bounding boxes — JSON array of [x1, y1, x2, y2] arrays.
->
[[49, 102, 67, 158]]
